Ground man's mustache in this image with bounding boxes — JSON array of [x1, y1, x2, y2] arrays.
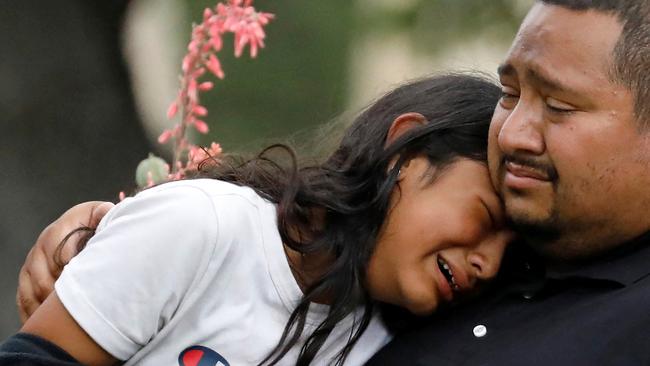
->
[[501, 154, 558, 181]]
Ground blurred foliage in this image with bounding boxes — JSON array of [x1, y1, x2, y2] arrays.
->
[[179, 0, 529, 152], [184, 0, 353, 152], [411, 0, 527, 54], [355, 0, 527, 56]]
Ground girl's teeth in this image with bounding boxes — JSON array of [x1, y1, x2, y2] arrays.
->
[[438, 257, 459, 291]]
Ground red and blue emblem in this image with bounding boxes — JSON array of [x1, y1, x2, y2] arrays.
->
[[178, 345, 230, 366]]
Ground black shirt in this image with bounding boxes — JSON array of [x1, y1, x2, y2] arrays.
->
[[367, 232, 650, 366], [0, 333, 81, 366]]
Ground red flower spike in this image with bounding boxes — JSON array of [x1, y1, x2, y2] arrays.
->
[[192, 67, 206, 79], [193, 105, 208, 116], [204, 8, 213, 21], [157, 0, 273, 179], [199, 82, 214, 91], [158, 129, 173, 144], [194, 120, 209, 134], [211, 33, 223, 52], [166, 101, 179, 119], [187, 79, 199, 103], [206, 54, 225, 79]]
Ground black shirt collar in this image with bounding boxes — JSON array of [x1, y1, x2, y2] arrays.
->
[[544, 231, 650, 286], [499, 231, 650, 293]]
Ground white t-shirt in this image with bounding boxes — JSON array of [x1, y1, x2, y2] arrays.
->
[[55, 179, 391, 365]]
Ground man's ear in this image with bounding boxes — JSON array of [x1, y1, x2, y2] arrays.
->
[[385, 112, 427, 147]]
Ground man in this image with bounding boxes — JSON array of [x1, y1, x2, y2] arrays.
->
[[368, 0, 650, 364], [10, 0, 650, 365]]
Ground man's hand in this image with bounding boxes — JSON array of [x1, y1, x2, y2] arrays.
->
[[17, 201, 114, 323]]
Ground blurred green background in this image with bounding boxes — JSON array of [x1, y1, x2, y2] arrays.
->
[[0, 0, 531, 338], [132, 0, 530, 154]]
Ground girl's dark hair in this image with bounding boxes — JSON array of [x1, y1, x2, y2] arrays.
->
[[199, 73, 501, 365], [60, 73, 500, 365]]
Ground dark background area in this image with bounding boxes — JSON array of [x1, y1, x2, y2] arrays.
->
[[0, 0, 150, 337]]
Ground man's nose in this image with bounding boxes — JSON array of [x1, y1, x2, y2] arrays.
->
[[497, 101, 545, 156]]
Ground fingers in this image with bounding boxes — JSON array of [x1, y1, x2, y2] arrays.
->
[[17, 250, 38, 324], [17, 280, 35, 324], [17, 244, 58, 324], [48, 201, 113, 267], [17, 200, 114, 323], [88, 202, 115, 228]]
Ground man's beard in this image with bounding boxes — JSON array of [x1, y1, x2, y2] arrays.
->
[[505, 213, 562, 255]]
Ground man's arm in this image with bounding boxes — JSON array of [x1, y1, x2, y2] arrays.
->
[[17, 201, 114, 323]]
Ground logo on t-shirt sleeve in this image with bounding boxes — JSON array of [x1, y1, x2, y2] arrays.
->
[[178, 345, 230, 366]]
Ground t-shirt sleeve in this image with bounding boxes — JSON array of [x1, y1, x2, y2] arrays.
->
[[54, 183, 219, 361]]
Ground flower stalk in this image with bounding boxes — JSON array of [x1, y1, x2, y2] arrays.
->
[[132, 0, 273, 193]]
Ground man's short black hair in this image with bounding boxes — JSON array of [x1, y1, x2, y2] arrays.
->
[[539, 0, 650, 126]]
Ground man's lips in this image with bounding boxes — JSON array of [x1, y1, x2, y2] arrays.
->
[[503, 160, 552, 190], [505, 161, 551, 181]]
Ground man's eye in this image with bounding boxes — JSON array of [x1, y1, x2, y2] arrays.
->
[[545, 98, 576, 114], [499, 90, 519, 109], [546, 105, 573, 113]]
